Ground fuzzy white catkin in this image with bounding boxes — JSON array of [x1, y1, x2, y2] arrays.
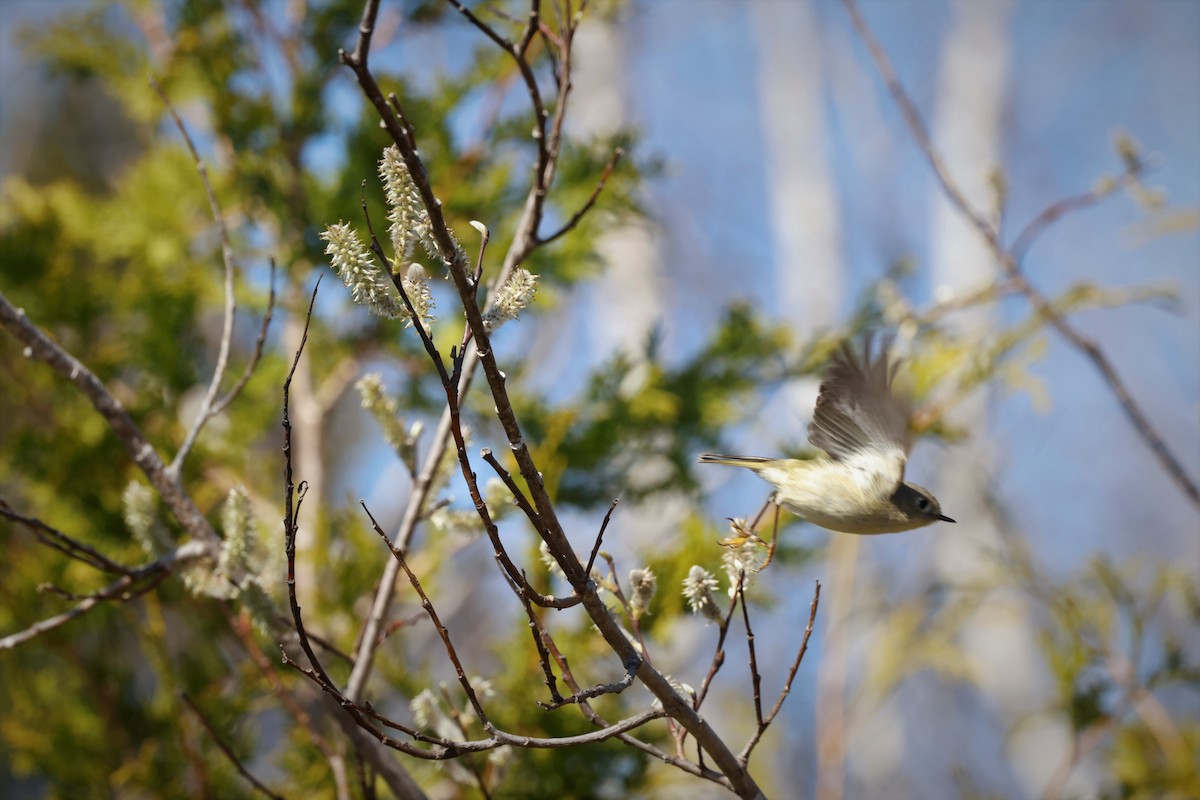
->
[[482, 268, 538, 331], [321, 222, 404, 319], [682, 565, 723, 622], [629, 567, 657, 618], [399, 263, 436, 333]]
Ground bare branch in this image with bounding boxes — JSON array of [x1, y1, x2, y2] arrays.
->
[[1009, 173, 1142, 266], [443, 0, 549, 159], [739, 580, 821, 764], [584, 499, 619, 578], [372, 698, 668, 751], [693, 571, 747, 711], [504, 571, 565, 706], [151, 78, 242, 477], [516, 0, 541, 58], [281, 276, 336, 687], [285, 616, 667, 759], [1, 499, 131, 575], [493, 707, 666, 748], [453, 442, 580, 610], [541, 664, 638, 710], [481, 447, 545, 533], [537, 147, 624, 247], [478, 449, 584, 609], [279, 653, 457, 759], [346, 404, 454, 701], [599, 552, 656, 667], [361, 501, 492, 729], [738, 576, 764, 730], [538, 617, 730, 787], [348, 0, 382, 67], [212, 257, 278, 416]]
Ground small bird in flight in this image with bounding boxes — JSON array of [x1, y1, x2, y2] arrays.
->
[[699, 338, 954, 535]]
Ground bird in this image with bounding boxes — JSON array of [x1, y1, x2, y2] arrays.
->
[[698, 338, 954, 535]]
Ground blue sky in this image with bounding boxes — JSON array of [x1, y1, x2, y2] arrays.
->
[[630, 0, 1199, 560]]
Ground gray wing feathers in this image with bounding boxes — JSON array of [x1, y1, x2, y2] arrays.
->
[[807, 338, 912, 462]]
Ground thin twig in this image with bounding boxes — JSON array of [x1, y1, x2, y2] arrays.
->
[[481, 447, 544, 533], [285, 634, 667, 757], [341, 59, 537, 699], [516, 0, 540, 58], [151, 78, 242, 477], [1010, 173, 1142, 266], [502, 571, 564, 706], [465, 449, 580, 609], [443, 0, 549, 181], [212, 258, 278, 416], [843, 0, 1199, 506], [540, 666, 638, 710], [436, 684, 494, 800], [584, 499, 619, 578], [536, 617, 728, 787], [360, 501, 492, 729], [484, 707, 667, 749], [600, 552, 656, 668], [181, 693, 287, 800], [281, 276, 335, 687], [0, 500, 130, 575], [739, 581, 821, 764], [537, 147, 624, 247], [693, 571, 747, 711], [738, 575, 764, 729]]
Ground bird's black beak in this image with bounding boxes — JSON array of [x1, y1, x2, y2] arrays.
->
[[937, 514, 956, 523]]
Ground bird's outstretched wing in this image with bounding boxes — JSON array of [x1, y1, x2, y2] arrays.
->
[[807, 338, 911, 492]]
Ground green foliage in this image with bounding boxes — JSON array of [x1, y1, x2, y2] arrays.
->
[[1, 0, 669, 794]]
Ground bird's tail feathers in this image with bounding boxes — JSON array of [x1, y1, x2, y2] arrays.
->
[[697, 453, 773, 467]]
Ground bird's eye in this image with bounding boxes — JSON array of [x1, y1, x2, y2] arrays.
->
[[916, 497, 930, 512]]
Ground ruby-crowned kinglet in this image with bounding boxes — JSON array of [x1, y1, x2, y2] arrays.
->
[[699, 338, 954, 535]]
